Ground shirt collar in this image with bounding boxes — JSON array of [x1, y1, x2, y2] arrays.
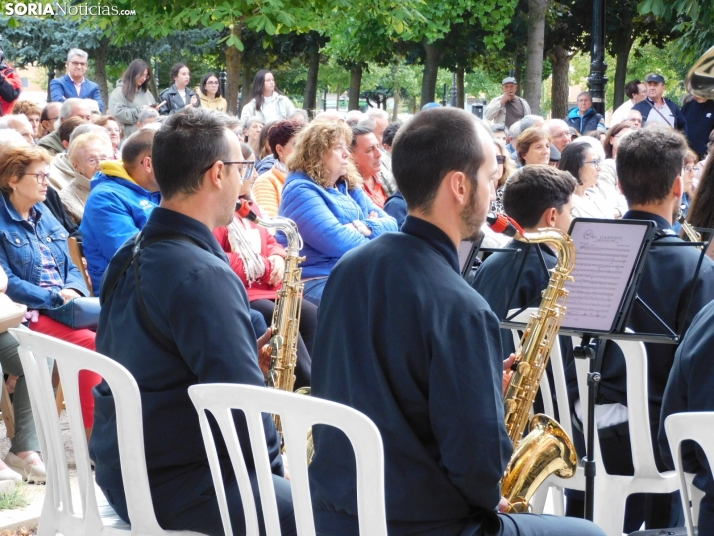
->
[[401, 215, 460, 273], [143, 207, 229, 262], [623, 209, 673, 231]]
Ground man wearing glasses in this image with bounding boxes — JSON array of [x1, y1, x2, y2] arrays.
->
[[49, 49, 105, 113], [89, 109, 295, 535]]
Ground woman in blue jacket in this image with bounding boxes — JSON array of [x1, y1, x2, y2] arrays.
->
[[278, 121, 397, 305], [0, 144, 100, 442]]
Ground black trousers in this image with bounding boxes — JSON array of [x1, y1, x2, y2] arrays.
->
[[250, 298, 317, 389]]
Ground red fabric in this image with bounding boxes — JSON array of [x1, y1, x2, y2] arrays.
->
[[363, 176, 387, 208], [30, 315, 101, 428], [0, 66, 22, 116], [213, 204, 287, 302]]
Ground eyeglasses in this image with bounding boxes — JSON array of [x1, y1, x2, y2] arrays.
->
[[45, 116, 59, 122], [583, 159, 602, 169], [206, 81, 219, 85], [201, 160, 255, 180], [86, 157, 108, 166], [552, 131, 571, 140], [105, 128, 122, 134], [23, 171, 50, 184], [69, 61, 88, 67], [496, 155, 506, 165], [684, 166, 700, 173]]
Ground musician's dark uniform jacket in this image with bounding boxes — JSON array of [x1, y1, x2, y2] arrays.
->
[[309, 216, 512, 535], [89, 207, 286, 534], [659, 300, 714, 533]]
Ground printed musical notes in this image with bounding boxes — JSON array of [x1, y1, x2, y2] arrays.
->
[[561, 221, 650, 332]]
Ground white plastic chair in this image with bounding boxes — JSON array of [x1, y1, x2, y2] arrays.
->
[[506, 308, 585, 516], [664, 412, 711, 536], [188, 383, 388, 536], [9, 328, 206, 536], [572, 336, 678, 536]]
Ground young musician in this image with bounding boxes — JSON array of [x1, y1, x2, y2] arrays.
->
[[308, 108, 604, 536], [472, 164, 575, 356], [568, 125, 714, 531]]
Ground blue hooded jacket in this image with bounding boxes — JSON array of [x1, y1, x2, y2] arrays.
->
[[79, 161, 161, 291], [565, 106, 606, 134], [278, 171, 397, 278]]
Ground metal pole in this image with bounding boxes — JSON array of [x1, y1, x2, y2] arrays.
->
[[219, 70, 227, 101], [450, 72, 457, 107], [47, 67, 55, 103], [587, 0, 608, 115], [154, 58, 159, 92]]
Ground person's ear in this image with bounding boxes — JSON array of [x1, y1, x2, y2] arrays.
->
[[543, 207, 558, 227], [447, 171, 468, 206], [62, 140, 69, 150], [672, 174, 683, 198], [142, 156, 152, 174]]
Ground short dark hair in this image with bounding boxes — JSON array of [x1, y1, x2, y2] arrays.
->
[[170, 63, 187, 82], [267, 120, 303, 159], [558, 142, 590, 185], [503, 165, 576, 228], [391, 108, 484, 213], [350, 125, 373, 149], [152, 109, 231, 200], [58, 117, 88, 144], [625, 79, 642, 100], [382, 121, 402, 148], [617, 126, 688, 205], [122, 129, 156, 169]]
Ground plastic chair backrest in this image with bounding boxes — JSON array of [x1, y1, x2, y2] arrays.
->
[[9, 328, 186, 535], [188, 383, 388, 536], [665, 412, 714, 536], [68, 237, 93, 297]]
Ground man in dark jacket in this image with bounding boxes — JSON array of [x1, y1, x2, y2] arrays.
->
[[309, 108, 604, 536], [632, 73, 687, 133], [682, 94, 714, 160], [89, 109, 295, 535], [565, 92, 606, 134]]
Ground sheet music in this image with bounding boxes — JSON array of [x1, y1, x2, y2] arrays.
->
[[561, 221, 649, 332]]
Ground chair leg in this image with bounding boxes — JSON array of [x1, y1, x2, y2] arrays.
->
[[1, 377, 14, 439]]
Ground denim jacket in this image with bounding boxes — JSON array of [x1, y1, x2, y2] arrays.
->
[[0, 193, 88, 309]]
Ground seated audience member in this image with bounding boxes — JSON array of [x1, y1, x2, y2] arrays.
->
[[90, 109, 295, 535], [59, 132, 113, 224], [252, 119, 303, 218], [559, 141, 613, 219], [244, 117, 264, 157], [627, 109, 643, 130], [490, 123, 508, 144], [80, 129, 160, 291], [213, 142, 317, 387], [48, 117, 90, 190], [137, 107, 159, 129], [381, 121, 405, 226], [381, 121, 402, 154], [473, 164, 575, 356], [362, 109, 397, 192], [92, 115, 123, 159], [253, 121, 278, 177], [344, 109, 365, 126], [83, 98, 102, 120], [0, 115, 35, 146], [566, 126, 714, 531], [350, 124, 392, 207], [516, 127, 551, 166], [597, 122, 632, 217], [683, 157, 714, 259], [309, 107, 605, 536], [38, 98, 92, 156], [0, 144, 100, 440], [673, 149, 698, 235], [11, 101, 41, 141], [278, 121, 397, 306], [491, 139, 516, 213], [659, 299, 714, 534], [544, 119, 573, 154], [38, 102, 61, 139]]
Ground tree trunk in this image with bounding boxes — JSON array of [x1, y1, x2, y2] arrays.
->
[[303, 41, 320, 115], [226, 22, 244, 116], [348, 65, 362, 111], [420, 42, 443, 108], [515, 59, 523, 97], [93, 36, 110, 109], [456, 68, 465, 109], [524, 0, 548, 115], [549, 45, 572, 120], [392, 64, 400, 120], [612, 16, 635, 109]]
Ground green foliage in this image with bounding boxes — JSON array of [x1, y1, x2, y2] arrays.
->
[[0, 483, 29, 511]]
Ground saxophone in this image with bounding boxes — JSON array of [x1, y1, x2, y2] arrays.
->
[[486, 213, 578, 513], [677, 206, 702, 247]]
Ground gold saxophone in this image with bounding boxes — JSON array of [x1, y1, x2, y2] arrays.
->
[[677, 206, 702, 247], [486, 213, 578, 513], [236, 200, 308, 437]]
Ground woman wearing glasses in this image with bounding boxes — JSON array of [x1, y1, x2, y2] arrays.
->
[[108, 59, 157, 138], [559, 142, 613, 219], [197, 73, 227, 113], [0, 145, 101, 445], [92, 115, 123, 160], [213, 143, 317, 387]]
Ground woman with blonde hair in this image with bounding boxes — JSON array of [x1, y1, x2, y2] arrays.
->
[[278, 121, 397, 305]]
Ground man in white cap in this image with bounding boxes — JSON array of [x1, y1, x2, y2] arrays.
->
[[485, 76, 531, 127]]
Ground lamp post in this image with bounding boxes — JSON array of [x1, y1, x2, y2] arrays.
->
[[153, 58, 159, 94], [450, 72, 457, 107], [219, 70, 227, 101], [587, 0, 608, 115]]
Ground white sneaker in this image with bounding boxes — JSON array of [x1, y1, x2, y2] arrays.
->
[[4, 452, 46, 483], [0, 465, 21, 482]]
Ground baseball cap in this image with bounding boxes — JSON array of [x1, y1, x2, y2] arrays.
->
[[502, 77, 517, 85], [645, 73, 665, 84]]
